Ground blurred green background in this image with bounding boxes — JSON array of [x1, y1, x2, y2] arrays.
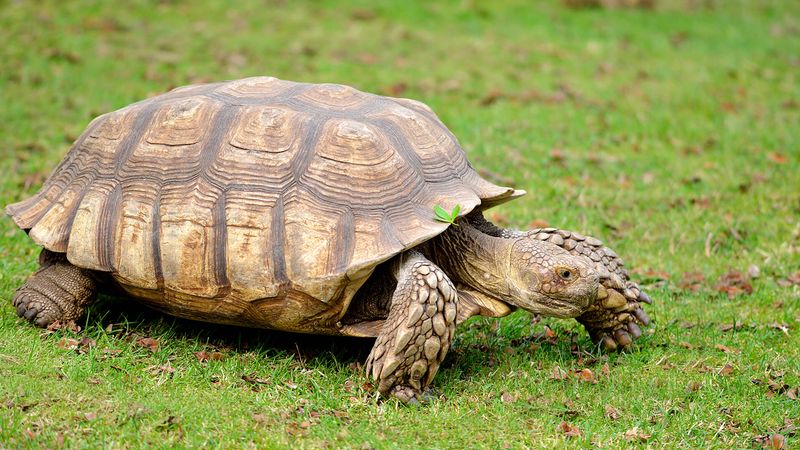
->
[[1, 0, 798, 448]]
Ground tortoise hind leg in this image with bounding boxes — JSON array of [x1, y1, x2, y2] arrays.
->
[[13, 250, 97, 327], [365, 251, 457, 403]]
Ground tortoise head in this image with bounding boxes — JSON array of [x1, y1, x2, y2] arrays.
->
[[505, 236, 599, 318]]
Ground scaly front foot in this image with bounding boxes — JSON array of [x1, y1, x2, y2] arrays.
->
[[365, 252, 457, 402]]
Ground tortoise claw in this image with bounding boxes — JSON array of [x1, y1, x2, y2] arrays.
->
[[613, 329, 633, 347], [600, 335, 618, 351], [389, 386, 419, 404], [627, 322, 642, 339], [633, 308, 651, 326], [389, 386, 435, 405], [638, 291, 652, 304]]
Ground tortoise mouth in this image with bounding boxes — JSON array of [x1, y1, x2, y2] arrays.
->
[[543, 294, 592, 318]]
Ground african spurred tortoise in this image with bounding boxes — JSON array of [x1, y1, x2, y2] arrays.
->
[[7, 77, 651, 401]]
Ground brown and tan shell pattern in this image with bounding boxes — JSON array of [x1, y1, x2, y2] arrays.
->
[[6, 77, 516, 333]]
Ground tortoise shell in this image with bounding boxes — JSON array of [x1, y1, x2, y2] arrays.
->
[[7, 77, 518, 333]]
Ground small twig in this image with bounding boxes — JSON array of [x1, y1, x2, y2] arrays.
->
[[294, 342, 306, 370], [704, 232, 713, 257]]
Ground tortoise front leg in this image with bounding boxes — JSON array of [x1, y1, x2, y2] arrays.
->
[[365, 251, 457, 403], [13, 249, 97, 327]]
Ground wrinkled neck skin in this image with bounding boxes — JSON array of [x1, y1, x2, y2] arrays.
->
[[422, 221, 514, 304]]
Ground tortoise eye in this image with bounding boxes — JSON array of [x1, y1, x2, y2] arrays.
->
[[558, 268, 573, 281]]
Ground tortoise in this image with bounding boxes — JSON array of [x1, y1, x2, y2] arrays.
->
[[7, 76, 651, 401]]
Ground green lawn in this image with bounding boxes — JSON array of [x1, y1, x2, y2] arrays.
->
[[1, 0, 798, 448]]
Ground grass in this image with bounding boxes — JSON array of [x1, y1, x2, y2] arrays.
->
[[1, 0, 798, 447]]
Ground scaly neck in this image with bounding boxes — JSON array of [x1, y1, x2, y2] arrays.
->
[[424, 222, 514, 302]]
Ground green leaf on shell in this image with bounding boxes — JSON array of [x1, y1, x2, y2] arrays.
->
[[433, 204, 461, 225], [434, 205, 452, 223]]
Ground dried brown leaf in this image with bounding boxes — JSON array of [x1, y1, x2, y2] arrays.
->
[[768, 381, 790, 395], [768, 323, 790, 336], [779, 418, 797, 435], [136, 337, 159, 352], [285, 422, 306, 437], [550, 365, 568, 381], [632, 268, 670, 283], [488, 211, 509, 227], [604, 404, 620, 420], [357, 53, 378, 65], [690, 196, 711, 208], [149, 363, 175, 375], [623, 427, 651, 442], [755, 433, 787, 449], [500, 392, 517, 403], [678, 272, 706, 292], [767, 152, 789, 164], [480, 89, 504, 106], [385, 83, 407, 97], [350, 8, 377, 21], [550, 148, 567, 163], [785, 387, 798, 400], [557, 421, 582, 437], [194, 351, 224, 362], [47, 320, 81, 334], [528, 219, 550, 229], [563, 0, 655, 9], [768, 371, 784, 380], [577, 368, 596, 384], [242, 374, 270, 385], [785, 272, 800, 285], [101, 348, 123, 360], [718, 364, 735, 376], [715, 270, 753, 297], [715, 344, 740, 354], [79, 337, 96, 350], [57, 338, 80, 350]]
